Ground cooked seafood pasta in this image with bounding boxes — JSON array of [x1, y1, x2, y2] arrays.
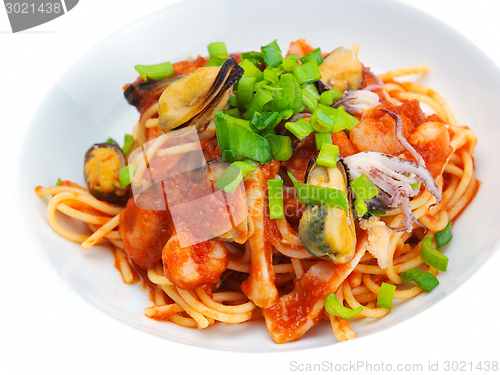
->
[[35, 39, 479, 344]]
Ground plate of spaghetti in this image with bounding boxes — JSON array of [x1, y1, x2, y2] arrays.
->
[[21, 0, 500, 352]]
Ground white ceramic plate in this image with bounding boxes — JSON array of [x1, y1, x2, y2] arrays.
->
[[19, 0, 500, 352]]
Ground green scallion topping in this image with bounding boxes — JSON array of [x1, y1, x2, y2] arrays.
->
[[237, 76, 256, 108], [319, 89, 342, 105], [300, 48, 323, 67], [410, 182, 422, 189], [435, 222, 453, 248], [301, 83, 320, 99], [205, 56, 224, 67], [207, 42, 228, 59], [292, 60, 322, 85], [368, 208, 386, 216], [239, 59, 262, 79], [223, 108, 241, 118], [282, 55, 299, 71], [122, 134, 134, 155], [400, 268, 439, 292], [420, 237, 449, 272], [314, 132, 332, 151], [221, 149, 235, 163], [302, 89, 319, 113], [310, 108, 334, 133], [354, 198, 368, 217], [266, 134, 293, 161], [288, 172, 348, 210], [325, 294, 363, 319], [317, 144, 339, 168], [263, 67, 280, 84], [214, 161, 257, 194], [376, 282, 396, 309], [106, 138, 115, 144], [239, 51, 265, 66], [243, 89, 274, 120], [119, 164, 137, 188], [268, 179, 284, 219], [135, 62, 174, 82], [261, 40, 283, 68], [351, 174, 380, 200], [56, 178, 62, 186], [285, 118, 314, 140]]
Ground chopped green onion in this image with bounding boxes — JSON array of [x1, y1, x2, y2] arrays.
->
[[351, 174, 380, 200], [243, 89, 274, 119], [135, 62, 174, 82], [317, 144, 339, 168], [214, 111, 272, 163], [221, 149, 235, 163], [319, 89, 342, 105], [354, 198, 368, 217], [228, 94, 238, 107], [285, 118, 314, 140], [207, 42, 228, 59], [302, 89, 319, 113], [282, 55, 299, 71], [239, 59, 262, 79], [214, 161, 258, 194], [249, 111, 281, 133], [223, 108, 241, 118], [300, 48, 323, 67], [266, 134, 293, 161], [292, 60, 322, 85], [122, 134, 134, 155], [314, 132, 332, 151], [325, 294, 363, 319], [301, 83, 320, 99], [106, 138, 115, 144], [205, 56, 224, 67], [435, 222, 453, 248], [56, 178, 62, 186], [337, 106, 360, 130], [237, 76, 256, 108], [280, 108, 294, 120], [272, 73, 301, 113], [240, 51, 265, 65], [400, 268, 439, 292], [261, 40, 283, 68], [410, 182, 422, 189], [368, 208, 386, 216], [376, 282, 396, 309], [310, 108, 334, 133], [420, 237, 449, 272], [263, 67, 280, 84], [119, 164, 137, 187], [288, 172, 348, 210], [268, 179, 284, 219]]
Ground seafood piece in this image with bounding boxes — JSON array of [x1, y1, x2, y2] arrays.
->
[[333, 90, 380, 115], [319, 47, 363, 92], [298, 160, 357, 264], [241, 162, 280, 308], [162, 233, 228, 290], [119, 188, 173, 269], [84, 142, 128, 203], [358, 216, 391, 269], [158, 58, 243, 132], [262, 240, 367, 344], [344, 152, 442, 231]]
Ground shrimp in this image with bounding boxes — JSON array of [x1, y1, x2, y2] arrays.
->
[[241, 162, 280, 308], [408, 121, 453, 177], [162, 232, 228, 290], [286, 39, 314, 57]]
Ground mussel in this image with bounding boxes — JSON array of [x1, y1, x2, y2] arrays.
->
[[319, 47, 363, 92], [158, 58, 244, 133], [84, 142, 128, 202], [298, 160, 357, 264]]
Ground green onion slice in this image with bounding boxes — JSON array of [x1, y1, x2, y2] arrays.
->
[[435, 222, 453, 248], [106, 138, 115, 144], [319, 89, 342, 105], [351, 174, 380, 200], [376, 282, 396, 309], [266, 134, 292, 161], [354, 198, 368, 217], [292, 60, 322, 85], [368, 208, 386, 216], [239, 51, 265, 65], [310, 108, 334, 133], [282, 55, 299, 71], [300, 48, 323, 67], [135, 62, 174, 82], [420, 237, 449, 272], [221, 149, 235, 163], [223, 108, 241, 118], [325, 294, 363, 319], [288, 172, 348, 211], [207, 42, 228, 59], [56, 178, 62, 186], [237, 76, 256, 108], [205, 56, 223, 67], [243, 89, 274, 120], [285, 118, 314, 140], [301, 83, 320, 99], [302, 89, 319, 113], [268, 178, 284, 219], [122, 134, 134, 155], [317, 144, 339, 168], [410, 182, 422, 189], [214, 161, 257, 194], [261, 39, 283, 68], [314, 132, 332, 151], [119, 164, 137, 188], [400, 268, 439, 292], [239, 59, 262, 79]]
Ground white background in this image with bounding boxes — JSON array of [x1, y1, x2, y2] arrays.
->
[[1, 1, 499, 374]]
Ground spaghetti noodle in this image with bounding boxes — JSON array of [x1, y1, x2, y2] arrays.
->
[[35, 40, 479, 344]]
